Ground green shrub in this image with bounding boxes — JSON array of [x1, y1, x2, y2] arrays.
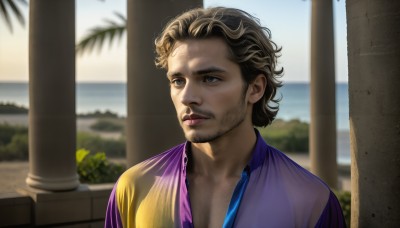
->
[[0, 125, 126, 161], [78, 110, 119, 118], [90, 118, 124, 132], [77, 132, 125, 157], [334, 190, 351, 227], [0, 123, 28, 146], [258, 119, 309, 153], [76, 148, 125, 184], [4, 133, 29, 160], [0, 102, 28, 114], [0, 123, 29, 161], [0, 118, 308, 160]]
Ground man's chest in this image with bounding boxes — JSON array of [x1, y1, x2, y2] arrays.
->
[[187, 175, 240, 228]]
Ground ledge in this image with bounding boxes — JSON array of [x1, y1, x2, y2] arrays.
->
[[0, 183, 114, 227]]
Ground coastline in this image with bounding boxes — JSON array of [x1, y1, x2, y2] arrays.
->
[[0, 114, 351, 163], [0, 114, 351, 193], [0, 114, 122, 139]]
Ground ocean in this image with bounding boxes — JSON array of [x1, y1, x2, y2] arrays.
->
[[0, 82, 350, 164], [0, 82, 350, 129]]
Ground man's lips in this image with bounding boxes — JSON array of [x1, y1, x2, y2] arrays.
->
[[182, 114, 208, 121], [182, 114, 209, 126]]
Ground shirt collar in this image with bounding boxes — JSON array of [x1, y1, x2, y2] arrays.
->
[[182, 129, 268, 176]]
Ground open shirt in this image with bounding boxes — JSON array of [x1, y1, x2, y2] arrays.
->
[[105, 130, 346, 227]]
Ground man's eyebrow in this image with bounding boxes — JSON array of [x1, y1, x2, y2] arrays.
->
[[194, 67, 226, 75], [166, 72, 182, 78], [167, 67, 226, 78]]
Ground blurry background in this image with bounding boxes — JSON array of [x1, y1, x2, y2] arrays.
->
[[0, 0, 350, 163]]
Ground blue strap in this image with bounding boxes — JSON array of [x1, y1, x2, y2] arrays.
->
[[222, 168, 250, 228]]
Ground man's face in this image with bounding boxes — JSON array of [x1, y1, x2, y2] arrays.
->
[[167, 38, 252, 143]]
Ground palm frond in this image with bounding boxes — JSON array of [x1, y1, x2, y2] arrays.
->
[[113, 12, 126, 23], [0, 0, 27, 33], [76, 12, 126, 56]]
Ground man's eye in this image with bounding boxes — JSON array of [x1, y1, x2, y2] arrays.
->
[[171, 78, 185, 87], [203, 76, 220, 84]]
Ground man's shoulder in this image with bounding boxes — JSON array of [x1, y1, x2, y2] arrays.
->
[[239, 145, 338, 227], [117, 143, 186, 189], [265, 146, 331, 198]]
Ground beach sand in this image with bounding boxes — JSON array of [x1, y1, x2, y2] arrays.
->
[[0, 114, 350, 194]]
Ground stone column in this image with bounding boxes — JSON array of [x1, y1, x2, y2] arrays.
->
[[347, 0, 400, 227], [26, 0, 79, 191], [127, 0, 202, 166], [310, 0, 338, 188]]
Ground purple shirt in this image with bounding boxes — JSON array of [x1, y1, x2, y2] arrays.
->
[[105, 130, 346, 227]]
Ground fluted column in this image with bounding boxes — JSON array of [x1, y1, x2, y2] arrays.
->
[[127, 0, 203, 166], [347, 0, 400, 226], [310, 0, 338, 188], [27, 0, 79, 190]]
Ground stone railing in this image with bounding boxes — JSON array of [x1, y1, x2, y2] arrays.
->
[[0, 184, 113, 227]]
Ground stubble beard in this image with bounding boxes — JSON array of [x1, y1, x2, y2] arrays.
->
[[183, 98, 248, 143]]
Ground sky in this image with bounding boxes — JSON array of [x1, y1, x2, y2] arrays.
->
[[0, 0, 348, 83]]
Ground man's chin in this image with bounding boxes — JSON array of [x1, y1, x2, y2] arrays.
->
[[184, 132, 220, 143]]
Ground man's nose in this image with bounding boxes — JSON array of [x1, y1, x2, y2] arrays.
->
[[180, 82, 201, 106]]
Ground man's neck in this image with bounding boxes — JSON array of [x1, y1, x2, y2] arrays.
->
[[189, 125, 257, 180]]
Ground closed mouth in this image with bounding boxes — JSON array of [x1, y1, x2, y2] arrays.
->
[[182, 113, 209, 121]]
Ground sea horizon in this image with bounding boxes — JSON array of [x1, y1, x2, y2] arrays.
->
[[0, 81, 350, 128], [0, 81, 351, 164], [0, 80, 350, 83]]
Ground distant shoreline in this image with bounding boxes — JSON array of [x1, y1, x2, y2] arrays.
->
[[0, 113, 351, 165], [0, 114, 350, 132], [0, 83, 351, 130], [0, 114, 123, 139], [0, 114, 351, 193], [0, 81, 351, 84]]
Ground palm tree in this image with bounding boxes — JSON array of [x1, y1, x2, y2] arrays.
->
[[1, 0, 113, 53], [0, 0, 27, 33], [76, 12, 126, 55]]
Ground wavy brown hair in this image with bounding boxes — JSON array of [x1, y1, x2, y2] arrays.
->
[[155, 7, 283, 127]]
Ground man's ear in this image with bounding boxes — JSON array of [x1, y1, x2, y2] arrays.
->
[[248, 74, 266, 104]]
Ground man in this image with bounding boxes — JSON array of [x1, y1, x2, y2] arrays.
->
[[105, 7, 346, 228]]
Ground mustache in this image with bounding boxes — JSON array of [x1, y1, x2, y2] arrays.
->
[[181, 106, 215, 119]]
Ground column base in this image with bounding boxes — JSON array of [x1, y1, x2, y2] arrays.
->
[[26, 173, 80, 191]]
